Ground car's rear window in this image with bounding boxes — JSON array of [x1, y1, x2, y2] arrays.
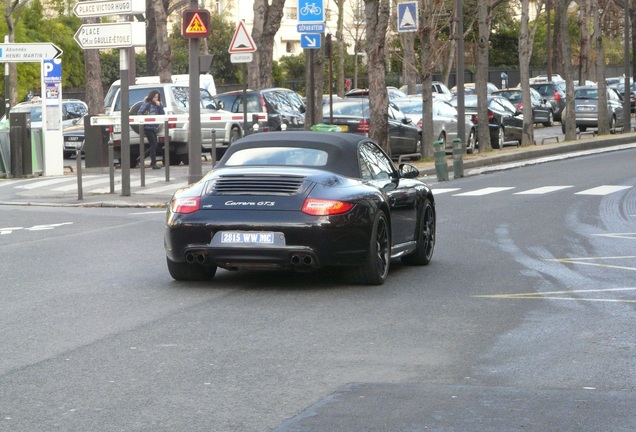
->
[[224, 147, 328, 167]]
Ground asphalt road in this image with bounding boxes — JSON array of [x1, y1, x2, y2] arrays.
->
[[1, 147, 635, 431]]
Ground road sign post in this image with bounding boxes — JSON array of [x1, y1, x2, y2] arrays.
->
[[229, 22, 258, 137], [72, 1, 147, 196]]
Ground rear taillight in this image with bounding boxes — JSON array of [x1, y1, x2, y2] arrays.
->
[[302, 199, 354, 216], [417, 118, 423, 129], [355, 119, 370, 133], [516, 102, 523, 111], [488, 110, 495, 122], [554, 91, 561, 101], [171, 197, 200, 214]]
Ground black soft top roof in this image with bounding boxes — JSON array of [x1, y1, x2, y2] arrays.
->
[[217, 131, 375, 178]]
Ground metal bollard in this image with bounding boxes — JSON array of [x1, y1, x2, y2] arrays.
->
[[76, 146, 83, 201], [433, 140, 449, 182], [452, 138, 464, 179]]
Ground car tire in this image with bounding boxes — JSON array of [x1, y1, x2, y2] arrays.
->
[[466, 128, 477, 154], [493, 126, 504, 150], [438, 132, 446, 152], [351, 211, 390, 285], [401, 198, 435, 266], [412, 136, 422, 160], [167, 257, 217, 281], [542, 110, 554, 127], [579, 125, 587, 132]]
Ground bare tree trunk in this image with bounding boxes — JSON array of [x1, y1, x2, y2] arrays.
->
[[146, 0, 171, 81], [594, 0, 609, 135], [334, 0, 346, 97], [82, 18, 104, 114], [476, 1, 491, 149], [559, 0, 576, 141], [4, 0, 22, 106], [418, 0, 434, 159], [249, 0, 285, 89], [364, 0, 390, 154], [519, 0, 543, 146], [400, 31, 417, 95], [578, 0, 592, 84]]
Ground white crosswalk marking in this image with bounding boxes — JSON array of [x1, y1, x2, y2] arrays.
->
[[136, 182, 188, 194], [575, 185, 632, 196], [454, 187, 515, 196], [14, 177, 86, 190], [52, 177, 114, 192], [430, 188, 461, 195], [514, 186, 574, 195]]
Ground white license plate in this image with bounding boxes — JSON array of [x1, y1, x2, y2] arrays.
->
[[220, 231, 275, 244]]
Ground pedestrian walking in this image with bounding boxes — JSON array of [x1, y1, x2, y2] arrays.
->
[[137, 90, 165, 169]]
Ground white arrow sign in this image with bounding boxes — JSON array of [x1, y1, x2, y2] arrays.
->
[[73, 0, 146, 17], [74, 22, 146, 49], [0, 43, 63, 62]]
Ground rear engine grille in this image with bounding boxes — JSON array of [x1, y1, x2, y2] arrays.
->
[[210, 175, 307, 195]]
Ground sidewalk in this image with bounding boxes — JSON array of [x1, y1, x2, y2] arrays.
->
[[1, 132, 635, 208]]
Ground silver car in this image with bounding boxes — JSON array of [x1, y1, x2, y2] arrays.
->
[[393, 97, 478, 153], [561, 86, 624, 133]]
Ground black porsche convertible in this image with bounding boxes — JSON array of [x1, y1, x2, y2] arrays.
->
[[164, 132, 436, 285]]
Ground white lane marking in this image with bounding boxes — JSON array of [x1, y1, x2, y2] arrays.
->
[[135, 182, 188, 194], [593, 233, 636, 240], [453, 187, 515, 196], [1, 227, 24, 235], [430, 188, 461, 195], [575, 185, 632, 195], [514, 186, 574, 194]]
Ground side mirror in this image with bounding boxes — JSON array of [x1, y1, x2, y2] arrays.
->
[[399, 163, 420, 179]]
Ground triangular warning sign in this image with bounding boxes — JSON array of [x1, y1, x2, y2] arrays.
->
[[229, 21, 257, 53], [186, 12, 207, 34]]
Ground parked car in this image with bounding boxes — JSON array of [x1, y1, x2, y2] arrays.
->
[[398, 81, 453, 101], [344, 87, 408, 100], [491, 87, 554, 126], [164, 131, 436, 285], [451, 82, 499, 95], [322, 98, 421, 158], [451, 94, 523, 149], [529, 74, 564, 84], [0, 97, 87, 129], [529, 81, 566, 121], [105, 83, 242, 166], [605, 76, 624, 86], [609, 81, 636, 112], [213, 88, 305, 132], [561, 86, 625, 133], [392, 97, 478, 154], [63, 115, 86, 159]]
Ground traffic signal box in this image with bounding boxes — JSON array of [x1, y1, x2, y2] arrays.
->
[[182, 9, 211, 38]]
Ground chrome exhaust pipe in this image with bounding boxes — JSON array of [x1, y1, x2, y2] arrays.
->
[[185, 253, 196, 264], [196, 253, 206, 264]]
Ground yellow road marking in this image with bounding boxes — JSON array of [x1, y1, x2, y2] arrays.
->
[[546, 256, 636, 272], [476, 287, 636, 303]]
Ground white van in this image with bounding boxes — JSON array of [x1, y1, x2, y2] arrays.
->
[[103, 79, 242, 166], [104, 74, 216, 115]]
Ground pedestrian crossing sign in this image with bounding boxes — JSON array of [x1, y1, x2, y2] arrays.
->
[[182, 9, 211, 38], [397, 1, 418, 32]]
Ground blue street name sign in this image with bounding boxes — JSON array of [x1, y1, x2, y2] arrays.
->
[[300, 33, 321, 49], [297, 23, 325, 33], [298, 0, 324, 23]]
